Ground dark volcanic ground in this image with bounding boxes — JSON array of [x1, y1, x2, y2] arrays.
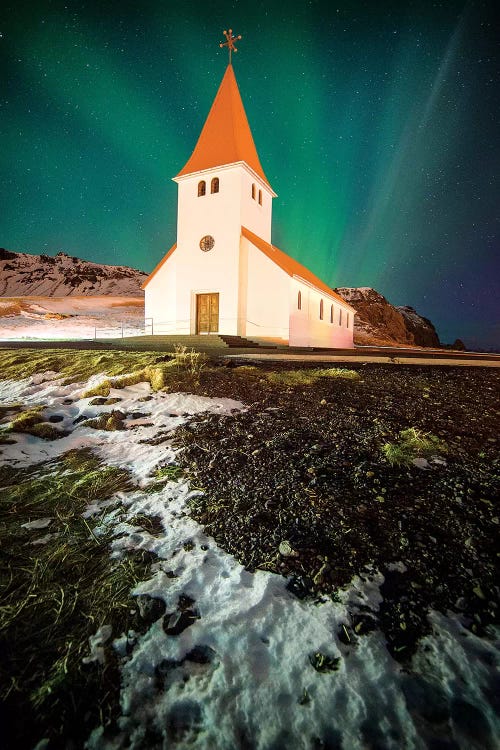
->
[[171, 362, 500, 661]]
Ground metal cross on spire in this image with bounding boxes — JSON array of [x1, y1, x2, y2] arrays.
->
[[219, 29, 242, 64]]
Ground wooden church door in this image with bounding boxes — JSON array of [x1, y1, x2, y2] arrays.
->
[[196, 293, 219, 333]]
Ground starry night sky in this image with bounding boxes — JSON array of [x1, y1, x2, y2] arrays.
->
[[1, 0, 498, 349]]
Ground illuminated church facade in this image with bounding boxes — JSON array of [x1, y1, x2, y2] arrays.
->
[[143, 63, 355, 348]]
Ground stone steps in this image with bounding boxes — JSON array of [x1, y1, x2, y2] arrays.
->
[[218, 335, 267, 349]]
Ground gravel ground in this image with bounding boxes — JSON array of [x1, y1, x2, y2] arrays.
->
[[170, 361, 500, 661]]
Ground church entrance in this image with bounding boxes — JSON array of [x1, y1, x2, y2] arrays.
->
[[196, 293, 219, 334]]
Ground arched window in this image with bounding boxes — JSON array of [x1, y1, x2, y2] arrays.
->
[[319, 299, 324, 320], [297, 290, 302, 310], [330, 304, 334, 324], [252, 183, 256, 200], [258, 189, 262, 205], [211, 177, 219, 194], [339, 309, 342, 326], [198, 180, 206, 197], [346, 312, 349, 328]]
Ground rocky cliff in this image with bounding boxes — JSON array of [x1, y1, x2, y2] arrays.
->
[[0, 248, 147, 297], [334, 287, 441, 348]]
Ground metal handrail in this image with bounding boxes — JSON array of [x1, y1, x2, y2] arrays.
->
[[92, 312, 351, 340]]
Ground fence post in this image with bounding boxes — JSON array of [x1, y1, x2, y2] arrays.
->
[[121, 321, 124, 338]]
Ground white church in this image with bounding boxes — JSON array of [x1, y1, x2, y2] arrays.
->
[[143, 61, 355, 348]]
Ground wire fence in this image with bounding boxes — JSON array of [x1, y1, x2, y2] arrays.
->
[[93, 317, 291, 339]]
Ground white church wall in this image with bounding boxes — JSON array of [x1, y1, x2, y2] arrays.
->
[[239, 167, 272, 243], [289, 280, 311, 347], [144, 255, 177, 334], [174, 169, 245, 335], [243, 237, 290, 340]]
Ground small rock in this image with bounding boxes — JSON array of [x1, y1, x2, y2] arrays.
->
[[412, 457, 430, 470], [352, 613, 377, 635], [48, 415, 64, 423], [298, 688, 311, 705], [472, 586, 486, 600], [30, 533, 59, 546], [163, 609, 200, 636], [21, 517, 52, 530], [73, 414, 90, 425], [136, 594, 166, 624], [279, 540, 296, 557]]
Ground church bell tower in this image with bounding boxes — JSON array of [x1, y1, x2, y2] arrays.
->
[[144, 31, 277, 337]]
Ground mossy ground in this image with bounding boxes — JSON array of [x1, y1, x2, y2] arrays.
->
[[0, 450, 155, 749], [0, 349, 498, 744], [0, 347, 206, 393]]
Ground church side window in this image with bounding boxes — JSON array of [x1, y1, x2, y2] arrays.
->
[[258, 189, 262, 205], [211, 177, 219, 194], [252, 183, 256, 200], [297, 291, 302, 310], [330, 304, 334, 324], [346, 312, 349, 328], [198, 180, 206, 197], [319, 299, 324, 320], [339, 309, 342, 326]]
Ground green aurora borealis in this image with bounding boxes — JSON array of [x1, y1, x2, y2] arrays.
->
[[1, 0, 498, 348]]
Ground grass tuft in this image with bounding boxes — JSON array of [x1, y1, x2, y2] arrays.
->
[[155, 464, 183, 481], [2, 406, 67, 441], [82, 380, 112, 398], [172, 344, 207, 381], [266, 367, 360, 387], [382, 427, 447, 466], [84, 410, 127, 432], [29, 422, 67, 440], [0, 449, 146, 747]]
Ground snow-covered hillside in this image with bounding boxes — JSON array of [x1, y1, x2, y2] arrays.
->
[[0, 248, 147, 297], [0, 296, 144, 340]]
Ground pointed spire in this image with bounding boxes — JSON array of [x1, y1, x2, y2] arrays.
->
[[176, 64, 272, 190]]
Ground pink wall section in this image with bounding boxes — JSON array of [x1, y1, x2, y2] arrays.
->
[[289, 279, 354, 348]]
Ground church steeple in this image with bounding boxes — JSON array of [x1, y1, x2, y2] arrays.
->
[[176, 64, 273, 191]]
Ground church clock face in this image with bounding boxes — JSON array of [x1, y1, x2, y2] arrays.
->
[[199, 235, 215, 252]]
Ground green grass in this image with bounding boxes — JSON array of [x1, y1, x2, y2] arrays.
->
[[265, 367, 360, 387], [0, 348, 209, 394], [0, 349, 177, 386], [1, 405, 68, 441], [0, 449, 153, 748], [382, 427, 448, 466], [82, 410, 126, 431], [155, 464, 184, 481]]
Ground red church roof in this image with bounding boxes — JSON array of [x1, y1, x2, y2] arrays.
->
[[241, 227, 355, 310], [176, 64, 272, 190]]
